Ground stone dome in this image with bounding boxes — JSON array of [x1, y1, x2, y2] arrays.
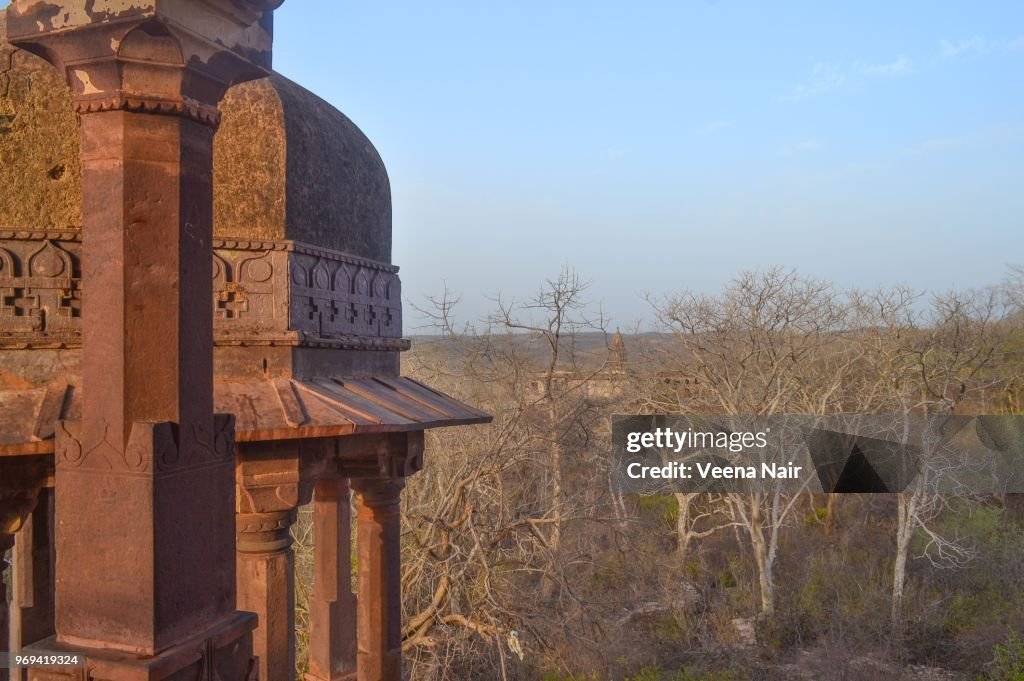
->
[[0, 14, 392, 263], [214, 74, 392, 263]]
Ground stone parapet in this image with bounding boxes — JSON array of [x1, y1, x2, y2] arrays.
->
[[0, 234, 407, 350]]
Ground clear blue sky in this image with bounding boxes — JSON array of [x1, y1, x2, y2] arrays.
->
[[270, 1, 1023, 330], [7, 2, 1021, 329]]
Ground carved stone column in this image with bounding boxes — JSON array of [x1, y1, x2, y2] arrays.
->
[[350, 479, 405, 681], [342, 432, 423, 681], [236, 439, 334, 681], [1, 532, 14, 681], [10, 488, 56, 680], [0, 463, 47, 681], [306, 477, 357, 681], [4, 3, 284, 679], [237, 509, 298, 681]]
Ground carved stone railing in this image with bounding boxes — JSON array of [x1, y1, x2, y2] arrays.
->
[[214, 239, 407, 350], [0, 230, 81, 348], [0, 232, 407, 350]]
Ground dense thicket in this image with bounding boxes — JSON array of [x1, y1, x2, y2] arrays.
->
[[295, 267, 1024, 681]]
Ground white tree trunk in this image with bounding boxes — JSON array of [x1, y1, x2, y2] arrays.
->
[[540, 400, 562, 601], [747, 495, 774, 616], [892, 490, 917, 628], [675, 493, 693, 561]]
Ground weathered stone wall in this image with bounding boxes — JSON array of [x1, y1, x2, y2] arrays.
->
[[0, 14, 81, 230]]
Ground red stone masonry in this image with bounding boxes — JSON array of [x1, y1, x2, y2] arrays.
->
[[0, 4, 490, 681]]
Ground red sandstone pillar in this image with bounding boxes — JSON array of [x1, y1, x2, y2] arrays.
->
[[351, 479, 405, 681], [306, 477, 357, 681], [236, 510, 298, 681], [5, 3, 284, 679], [235, 439, 334, 681], [52, 98, 249, 659]]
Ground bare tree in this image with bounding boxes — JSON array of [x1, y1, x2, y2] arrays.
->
[[673, 492, 735, 562], [649, 268, 850, 616], [1003, 264, 1024, 312], [397, 269, 619, 679], [867, 288, 1009, 628], [488, 267, 609, 601]]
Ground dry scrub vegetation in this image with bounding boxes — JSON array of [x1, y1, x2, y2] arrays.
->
[[294, 266, 1024, 681]]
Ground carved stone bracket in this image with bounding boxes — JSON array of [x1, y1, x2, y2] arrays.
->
[[0, 457, 51, 536], [1, 458, 52, 681], [0, 489, 38, 540], [235, 439, 334, 515], [338, 432, 424, 481]]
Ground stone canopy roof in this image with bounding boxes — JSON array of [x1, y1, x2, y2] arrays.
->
[[0, 377, 491, 456], [0, 13, 393, 263]]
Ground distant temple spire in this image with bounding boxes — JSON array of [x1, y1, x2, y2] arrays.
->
[[609, 327, 627, 372]]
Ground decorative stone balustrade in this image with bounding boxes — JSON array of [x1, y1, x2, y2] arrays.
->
[[0, 233, 406, 351]]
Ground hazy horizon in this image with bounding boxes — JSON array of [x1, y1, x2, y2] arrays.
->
[[268, 2, 1024, 331], [6, 1, 1022, 330]]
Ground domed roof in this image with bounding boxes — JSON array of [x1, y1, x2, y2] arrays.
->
[[215, 74, 392, 263], [0, 14, 392, 263]]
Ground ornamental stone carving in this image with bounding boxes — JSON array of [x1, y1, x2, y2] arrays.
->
[[0, 235, 406, 350]]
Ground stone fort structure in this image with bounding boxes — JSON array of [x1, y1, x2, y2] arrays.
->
[[0, 2, 488, 681]]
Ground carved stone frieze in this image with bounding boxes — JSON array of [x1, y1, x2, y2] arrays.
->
[[215, 239, 405, 347], [287, 244, 402, 342], [213, 245, 290, 339], [72, 94, 222, 127], [0, 233, 80, 345], [0, 235, 407, 350], [55, 414, 233, 473]]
